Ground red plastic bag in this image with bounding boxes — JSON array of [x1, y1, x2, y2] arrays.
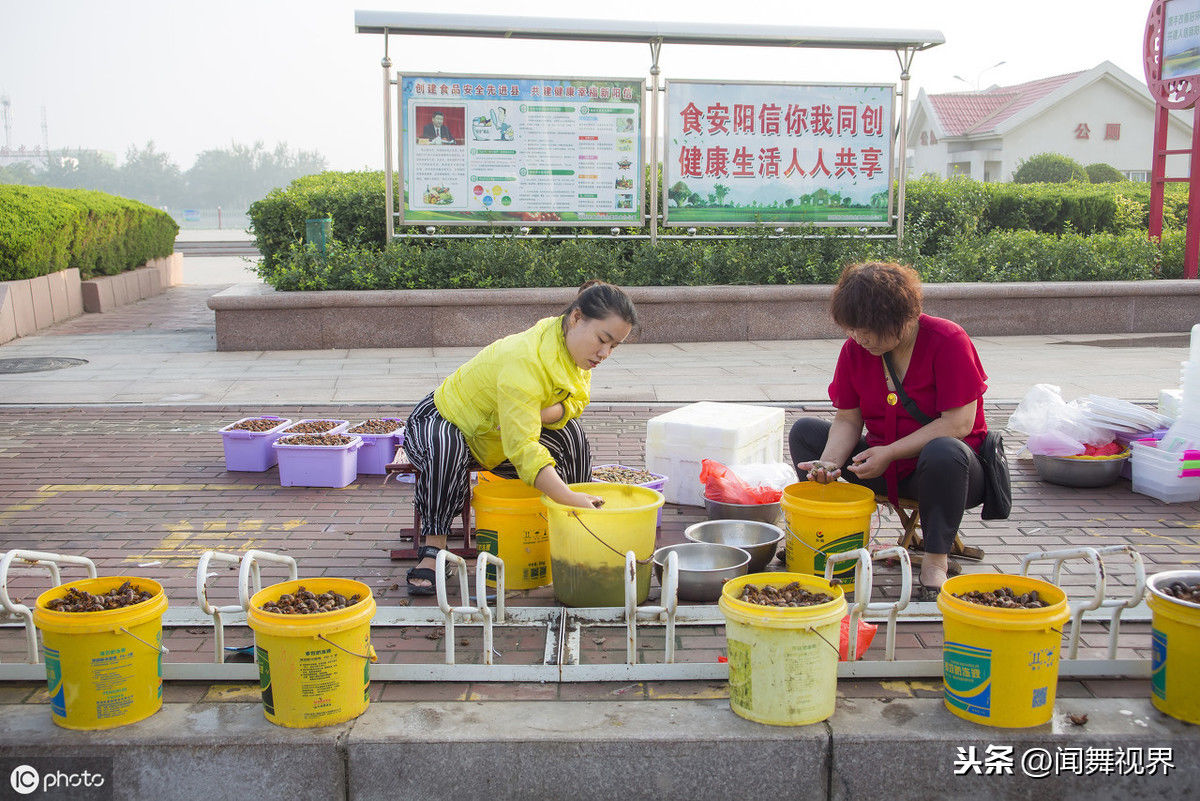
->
[[838, 616, 878, 661], [699, 459, 782, 504], [1081, 441, 1122, 457]]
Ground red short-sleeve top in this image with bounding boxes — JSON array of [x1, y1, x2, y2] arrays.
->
[[828, 314, 988, 481]]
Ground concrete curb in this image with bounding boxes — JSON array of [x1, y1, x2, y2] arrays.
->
[[207, 280, 1200, 351], [1, 699, 1196, 800], [81, 254, 184, 313], [1, 255, 184, 345]]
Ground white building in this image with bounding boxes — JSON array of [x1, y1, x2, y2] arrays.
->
[[907, 61, 1193, 182]]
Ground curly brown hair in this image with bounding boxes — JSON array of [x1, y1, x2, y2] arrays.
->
[[829, 262, 923, 341]]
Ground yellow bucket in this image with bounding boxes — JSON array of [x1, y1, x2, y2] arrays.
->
[[781, 481, 876, 592], [937, 573, 1069, 728], [542, 482, 664, 607], [32, 576, 167, 730], [718, 572, 847, 726], [472, 478, 551, 589], [1146, 570, 1200, 724], [247, 578, 377, 728]]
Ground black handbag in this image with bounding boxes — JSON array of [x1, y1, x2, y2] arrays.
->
[[883, 353, 1012, 520]]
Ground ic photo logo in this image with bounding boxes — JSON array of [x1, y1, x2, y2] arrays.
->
[[9, 765, 38, 795], [3, 758, 111, 800]]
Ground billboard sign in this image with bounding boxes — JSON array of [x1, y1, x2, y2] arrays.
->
[[664, 80, 894, 226], [399, 73, 644, 225]]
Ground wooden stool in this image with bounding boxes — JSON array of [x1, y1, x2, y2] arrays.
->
[[875, 495, 985, 564], [385, 445, 482, 560]]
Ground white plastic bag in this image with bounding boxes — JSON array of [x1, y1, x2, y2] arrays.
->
[[728, 462, 798, 492], [1007, 384, 1112, 456]]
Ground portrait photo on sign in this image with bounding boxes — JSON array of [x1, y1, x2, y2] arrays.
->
[[416, 107, 465, 145]]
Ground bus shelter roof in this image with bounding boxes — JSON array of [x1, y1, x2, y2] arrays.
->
[[354, 10, 944, 51]]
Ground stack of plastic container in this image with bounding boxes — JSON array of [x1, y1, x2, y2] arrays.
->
[[1132, 324, 1200, 502], [644, 402, 784, 507]]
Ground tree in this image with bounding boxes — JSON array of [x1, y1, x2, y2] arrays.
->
[[186, 141, 327, 210], [118, 141, 184, 206], [667, 180, 691, 207], [1086, 162, 1125, 183], [0, 160, 38, 185], [712, 183, 730, 206], [1012, 153, 1088, 184]]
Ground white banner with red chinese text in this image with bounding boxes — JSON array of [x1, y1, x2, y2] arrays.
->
[[664, 80, 894, 226]]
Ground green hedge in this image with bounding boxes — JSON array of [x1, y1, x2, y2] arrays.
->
[[903, 178, 1188, 255], [0, 185, 178, 281], [248, 171, 394, 273], [256, 228, 1184, 291], [248, 172, 1189, 289]]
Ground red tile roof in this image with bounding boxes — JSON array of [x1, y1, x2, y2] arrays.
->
[[929, 70, 1086, 136]]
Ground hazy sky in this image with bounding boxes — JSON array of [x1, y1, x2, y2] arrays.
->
[[2, 0, 1154, 171]]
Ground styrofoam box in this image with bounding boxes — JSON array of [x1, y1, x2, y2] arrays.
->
[[645, 402, 784, 506], [1159, 388, 1182, 421]]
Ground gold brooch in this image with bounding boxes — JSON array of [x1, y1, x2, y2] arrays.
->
[[886, 392, 898, 406]]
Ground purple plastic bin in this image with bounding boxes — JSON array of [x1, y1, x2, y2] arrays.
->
[[347, 419, 405, 475], [279, 418, 350, 436], [591, 464, 669, 526], [219, 416, 292, 472], [273, 435, 364, 488]]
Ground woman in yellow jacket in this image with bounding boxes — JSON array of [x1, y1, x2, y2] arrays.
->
[[403, 281, 638, 594]]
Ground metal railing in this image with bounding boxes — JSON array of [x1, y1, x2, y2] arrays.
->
[[0, 545, 1154, 683]]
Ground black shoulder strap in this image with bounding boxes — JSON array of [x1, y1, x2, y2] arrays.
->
[[882, 352, 935, 426]]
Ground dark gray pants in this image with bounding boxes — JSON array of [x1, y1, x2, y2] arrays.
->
[[787, 417, 985, 554], [404, 393, 591, 539]]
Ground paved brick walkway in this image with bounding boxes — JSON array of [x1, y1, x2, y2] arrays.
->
[[2, 401, 1191, 671]]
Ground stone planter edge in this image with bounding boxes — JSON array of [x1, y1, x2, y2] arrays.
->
[[206, 280, 1200, 351]]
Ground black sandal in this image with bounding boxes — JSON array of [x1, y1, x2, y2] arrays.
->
[[405, 545, 452, 597]]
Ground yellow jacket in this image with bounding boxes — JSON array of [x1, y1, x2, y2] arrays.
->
[[434, 316, 591, 484]]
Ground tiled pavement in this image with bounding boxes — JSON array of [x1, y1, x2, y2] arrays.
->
[[3, 255, 1200, 801], [1, 401, 1191, 677]]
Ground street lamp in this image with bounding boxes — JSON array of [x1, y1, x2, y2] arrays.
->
[[953, 60, 1006, 91]]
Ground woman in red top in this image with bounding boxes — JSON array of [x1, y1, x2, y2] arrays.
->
[[790, 262, 989, 596]]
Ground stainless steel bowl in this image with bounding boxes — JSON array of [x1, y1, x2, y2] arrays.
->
[[704, 497, 782, 525], [683, 519, 784, 573], [1032, 451, 1129, 488], [652, 542, 750, 603], [1146, 569, 1200, 609]]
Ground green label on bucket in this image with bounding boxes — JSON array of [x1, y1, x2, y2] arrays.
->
[[944, 641, 992, 718], [813, 532, 866, 578], [43, 645, 66, 718], [477, 529, 499, 581], [727, 639, 752, 710], [1151, 628, 1167, 701], [257, 645, 274, 715]]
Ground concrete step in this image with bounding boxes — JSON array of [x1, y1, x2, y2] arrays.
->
[[1, 698, 1195, 800], [175, 241, 260, 257]]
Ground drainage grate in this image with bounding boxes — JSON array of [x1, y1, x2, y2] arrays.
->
[[0, 357, 89, 374]]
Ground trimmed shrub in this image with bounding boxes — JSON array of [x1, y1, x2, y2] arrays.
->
[[249, 172, 1185, 289], [1086, 162, 1126, 183], [248, 171, 397, 272], [0, 185, 178, 281], [256, 228, 1178, 290], [1012, 153, 1089, 184]]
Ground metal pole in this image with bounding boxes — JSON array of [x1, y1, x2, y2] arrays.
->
[[1149, 104, 1169, 242], [648, 39, 662, 247], [894, 47, 915, 247], [382, 31, 395, 243], [1185, 103, 1200, 279]]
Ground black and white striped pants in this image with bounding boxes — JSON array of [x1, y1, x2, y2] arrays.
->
[[403, 393, 592, 539]]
